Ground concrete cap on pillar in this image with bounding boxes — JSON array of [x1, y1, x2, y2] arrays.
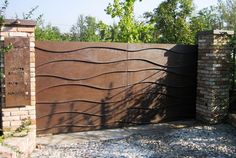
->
[[198, 30, 234, 36], [3, 19, 36, 27]]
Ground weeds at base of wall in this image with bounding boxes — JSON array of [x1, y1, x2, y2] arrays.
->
[[0, 117, 32, 155]]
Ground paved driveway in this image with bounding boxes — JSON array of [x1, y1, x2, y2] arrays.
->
[[31, 121, 236, 158]]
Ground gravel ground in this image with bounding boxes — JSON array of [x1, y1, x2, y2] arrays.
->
[[31, 123, 236, 158]]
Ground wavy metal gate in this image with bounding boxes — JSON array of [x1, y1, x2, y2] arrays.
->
[[35, 41, 197, 135]]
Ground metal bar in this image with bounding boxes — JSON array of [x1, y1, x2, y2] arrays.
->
[[232, 48, 236, 91]]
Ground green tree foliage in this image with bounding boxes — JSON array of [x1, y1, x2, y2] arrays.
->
[[105, 0, 142, 43], [190, 0, 236, 45], [190, 6, 223, 31], [189, 6, 223, 43], [105, 0, 155, 43], [109, 23, 119, 42], [0, 0, 13, 81], [35, 15, 72, 41], [70, 15, 86, 41], [218, 0, 236, 30], [0, 0, 8, 27], [97, 21, 113, 41], [146, 0, 194, 44], [137, 21, 155, 43], [35, 24, 64, 41], [218, 0, 236, 46], [70, 15, 100, 42]]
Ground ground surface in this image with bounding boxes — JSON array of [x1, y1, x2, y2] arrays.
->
[[31, 121, 236, 158]]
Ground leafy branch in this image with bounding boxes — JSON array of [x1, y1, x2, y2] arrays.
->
[[22, 5, 39, 20]]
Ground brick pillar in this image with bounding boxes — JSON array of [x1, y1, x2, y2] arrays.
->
[[0, 19, 36, 136], [196, 30, 234, 124]]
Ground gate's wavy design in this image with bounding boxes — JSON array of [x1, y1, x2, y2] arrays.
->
[[36, 46, 192, 55], [35, 42, 197, 134]]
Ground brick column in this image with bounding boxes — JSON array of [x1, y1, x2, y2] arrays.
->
[[0, 19, 36, 134], [196, 30, 234, 124]]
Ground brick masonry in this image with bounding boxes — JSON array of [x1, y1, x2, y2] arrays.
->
[[0, 19, 36, 157], [196, 30, 234, 124], [0, 19, 36, 131]]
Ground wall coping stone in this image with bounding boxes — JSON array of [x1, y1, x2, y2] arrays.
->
[[198, 30, 234, 36], [3, 19, 36, 27]]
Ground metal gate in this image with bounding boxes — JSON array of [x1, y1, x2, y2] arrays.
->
[[230, 48, 236, 113], [35, 41, 197, 135]]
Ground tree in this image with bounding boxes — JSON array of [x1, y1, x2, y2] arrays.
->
[[35, 15, 72, 41], [0, 0, 8, 27], [137, 21, 155, 43], [145, 0, 194, 44], [190, 6, 223, 31], [218, 0, 236, 30], [109, 23, 119, 42], [97, 21, 113, 41], [0, 0, 13, 80], [22, 6, 39, 20], [70, 15, 86, 41], [84, 16, 100, 41], [189, 6, 223, 43], [35, 24, 64, 41], [70, 15, 99, 42], [217, 0, 236, 46], [105, 0, 142, 43]]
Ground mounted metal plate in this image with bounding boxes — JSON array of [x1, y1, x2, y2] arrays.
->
[[4, 37, 30, 107]]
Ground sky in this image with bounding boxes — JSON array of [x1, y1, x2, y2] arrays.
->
[[5, 0, 218, 32]]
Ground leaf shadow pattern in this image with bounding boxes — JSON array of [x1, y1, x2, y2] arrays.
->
[[100, 44, 198, 129], [35, 42, 198, 135]]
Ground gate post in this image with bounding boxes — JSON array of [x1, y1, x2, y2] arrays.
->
[[196, 30, 234, 124], [0, 19, 36, 154]]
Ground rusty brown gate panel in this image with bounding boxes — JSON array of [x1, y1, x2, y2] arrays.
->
[[35, 41, 197, 135]]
